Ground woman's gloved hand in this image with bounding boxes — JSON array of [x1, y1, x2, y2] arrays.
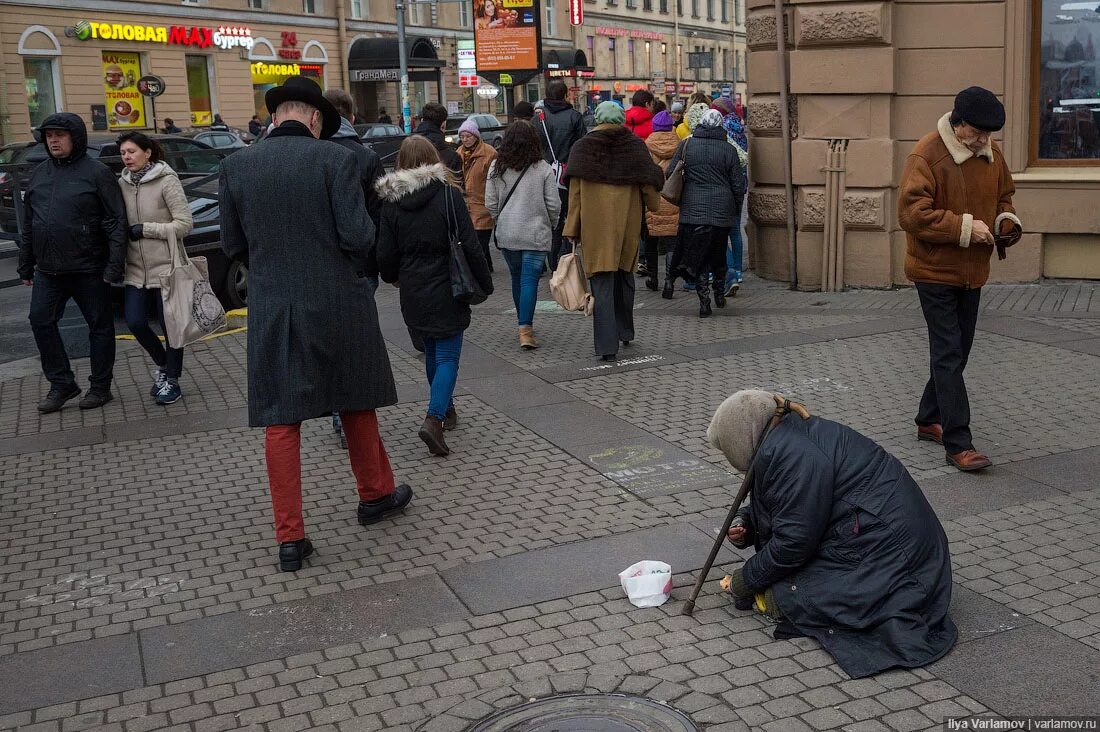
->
[[129, 224, 144, 241]]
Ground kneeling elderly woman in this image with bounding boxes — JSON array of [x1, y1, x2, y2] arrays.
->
[[708, 390, 957, 678]]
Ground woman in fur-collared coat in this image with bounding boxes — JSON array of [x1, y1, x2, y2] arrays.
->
[[376, 135, 494, 458]]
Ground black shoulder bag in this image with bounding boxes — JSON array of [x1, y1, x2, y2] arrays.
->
[[490, 165, 531, 249], [446, 185, 489, 305]]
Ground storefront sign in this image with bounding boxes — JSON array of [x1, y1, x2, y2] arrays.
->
[[279, 31, 301, 60], [351, 69, 399, 82], [476, 85, 500, 98], [499, 73, 513, 85], [473, 0, 542, 72], [595, 27, 663, 41], [137, 74, 165, 97], [569, 0, 583, 25], [70, 20, 252, 51], [102, 51, 146, 129], [547, 68, 595, 78], [457, 40, 479, 87]]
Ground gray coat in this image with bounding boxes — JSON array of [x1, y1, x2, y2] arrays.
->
[[667, 124, 744, 228], [219, 122, 397, 427], [484, 160, 560, 253]]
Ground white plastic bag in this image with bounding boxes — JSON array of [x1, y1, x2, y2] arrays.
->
[[619, 560, 673, 608]]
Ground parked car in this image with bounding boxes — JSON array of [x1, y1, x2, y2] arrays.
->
[[0, 134, 220, 234], [182, 178, 247, 309], [184, 128, 252, 149], [443, 114, 505, 148], [0, 142, 36, 233], [354, 123, 406, 168]]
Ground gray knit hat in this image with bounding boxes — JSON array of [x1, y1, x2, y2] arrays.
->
[[707, 390, 776, 472]]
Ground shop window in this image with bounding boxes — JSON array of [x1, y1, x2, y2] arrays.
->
[[186, 55, 214, 126], [526, 83, 540, 103], [1034, 0, 1100, 161], [545, 0, 556, 34], [23, 58, 60, 129], [251, 62, 325, 120]]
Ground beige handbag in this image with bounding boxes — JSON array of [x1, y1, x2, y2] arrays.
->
[[158, 230, 227, 347], [549, 241, 594, 315]]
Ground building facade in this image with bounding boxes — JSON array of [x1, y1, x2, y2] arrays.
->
[[746, 0, 1100, 287]]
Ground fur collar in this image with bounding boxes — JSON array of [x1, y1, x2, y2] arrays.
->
[[375, 163, 452, 202], [938, 112, 993, 164], [564, 124, 665, 190]]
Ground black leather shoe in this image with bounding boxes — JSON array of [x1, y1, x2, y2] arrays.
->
[[278, 538, 314, 572], [78, 389, 113, 410], [661, 280, 674, 299], [358, 484, 414, 526], [37, 384, 81, 414]]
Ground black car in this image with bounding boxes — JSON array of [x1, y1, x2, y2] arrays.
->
[[0, 134, 220, 235], [444, 114, 505, 148], [181, 177, 248, 309], [183, 128, 253, 149], [354, 123, 406, 168]]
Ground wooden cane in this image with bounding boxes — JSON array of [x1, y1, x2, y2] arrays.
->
[[680, 394, 810, 617]]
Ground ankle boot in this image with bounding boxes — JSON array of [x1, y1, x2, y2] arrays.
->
[[697, 276, 712, 318], [661, 278, 674, 299], [418, 416, 450, 456], [519, 325, 539, 350]]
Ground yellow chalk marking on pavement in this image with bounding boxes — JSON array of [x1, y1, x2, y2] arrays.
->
[[115, 326, 246, 343], [226, 308, 248, 318]]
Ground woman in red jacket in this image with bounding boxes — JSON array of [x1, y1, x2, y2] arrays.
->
[[624, 90, 656, 140]]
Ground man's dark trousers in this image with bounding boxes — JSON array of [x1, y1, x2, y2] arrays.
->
[[29, 272, 115, 391], [915, 282, 981, 454], [548, 187, 569, 270]]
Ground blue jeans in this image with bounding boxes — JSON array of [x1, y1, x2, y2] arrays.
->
[[124, 286, 184, 379], [726, 196, 746, 287], [501, 249, 543, 327], [424, 332, 463, 420], [28, 272, 115, 390]]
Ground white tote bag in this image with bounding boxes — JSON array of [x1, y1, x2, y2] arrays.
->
[[158, 230, 227, 348], [549, 241, 594, 315]]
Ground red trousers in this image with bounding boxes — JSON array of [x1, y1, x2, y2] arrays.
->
[[265, 409, 395, 543]]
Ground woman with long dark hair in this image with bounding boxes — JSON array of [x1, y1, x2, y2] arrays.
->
[[485, 121, 560, 349], [116, 131, 193, 404], [375, 136, 494, 457]]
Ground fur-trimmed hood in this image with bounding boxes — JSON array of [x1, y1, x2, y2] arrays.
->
[[938, 112, 994, 165], [374, 163, 453, 205]]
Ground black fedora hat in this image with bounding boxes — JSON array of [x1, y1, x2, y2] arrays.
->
[[264, 76, 340, 139]]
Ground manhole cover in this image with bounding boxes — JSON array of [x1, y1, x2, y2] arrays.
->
[[468, 693, 699, 732]]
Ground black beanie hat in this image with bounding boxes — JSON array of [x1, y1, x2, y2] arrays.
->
[[953, 86, 1005, 132]]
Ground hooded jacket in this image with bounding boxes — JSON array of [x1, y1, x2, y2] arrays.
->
[[414, 120, 465, 187], [329, 117, 384, 226], [667, 124, 745, 228], [535, 99, 587, 165], [375, 164, 494, 338], [18, 113, 128, 281], [119, 161, 193, 288], [624, 105, 654, 140], [644, 131, 682, 238], [898, 113, 1020, 289]]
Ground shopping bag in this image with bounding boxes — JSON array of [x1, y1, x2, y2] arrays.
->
[[159, 231, 227, 347], [660, 139, 688, 206], [618, 560, 673, 608], [446, 187, 488, 305], [549, 241, 593, 315]]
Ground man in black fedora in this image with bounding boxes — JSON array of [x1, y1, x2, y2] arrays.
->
[[219, 76, 413, 572]]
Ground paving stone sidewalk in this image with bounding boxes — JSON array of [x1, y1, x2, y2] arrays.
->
[[1, 270, 1099, 731]]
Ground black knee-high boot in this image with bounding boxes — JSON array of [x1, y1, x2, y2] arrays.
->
[[696, 270, 712, 318]]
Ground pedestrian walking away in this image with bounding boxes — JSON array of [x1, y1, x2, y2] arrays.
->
[[415, 102, 464, 186], [513, 101, 535, 122], [378, 108, 393, 124], [376, 136, 494, 457], [537, 80, 588, 271], [324, 89, 384, 228], [457, 118, 498, 271], [712, 96, 750, 296], [666, 109, 746, 317], [676, 92, 712, 140], [117, 132, 194, 406], [898, 86, 1022, 473], [563, 101, 663, 361], [219, 76, 412, 573], [708, 390, 957, 679], [624, 89, 656, 141], [644, 110, 681, 294], [248, 115, 263, 137], [17, 112, 128, 413], [485, 122, 560, 350]]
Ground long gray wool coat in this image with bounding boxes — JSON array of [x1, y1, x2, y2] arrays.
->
[[219, 122, 397, 427]]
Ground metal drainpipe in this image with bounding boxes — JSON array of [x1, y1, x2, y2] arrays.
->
[[773, 0, 797, 289], [337, 0, 350, 93]]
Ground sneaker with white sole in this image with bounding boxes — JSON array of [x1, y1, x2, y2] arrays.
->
[[155, 378, 182, 405], [150, 369, 167, 397]]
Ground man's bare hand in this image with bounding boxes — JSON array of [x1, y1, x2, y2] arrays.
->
[[971, 219, 994, 245], [727, 526, 747, 544], [21, 280, 32, 286]]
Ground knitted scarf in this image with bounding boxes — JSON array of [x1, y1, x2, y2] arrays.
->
[[563, 124, 664, 190], [130, 162, 155, 186]]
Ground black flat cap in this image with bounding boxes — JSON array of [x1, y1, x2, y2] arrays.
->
[[953, 86, 1005, 133]]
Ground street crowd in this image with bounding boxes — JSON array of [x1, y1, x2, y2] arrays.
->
[[14, 72, 1024, 679]]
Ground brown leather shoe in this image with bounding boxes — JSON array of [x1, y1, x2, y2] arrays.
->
[[418, 416, 450, 457], [443, 405, 458, 431], [947, 449, 992, 472], [917, 423, 943, 445], [519, 326, 539, 350]]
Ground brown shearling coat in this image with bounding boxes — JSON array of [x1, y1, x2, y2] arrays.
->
[[898, 113, 1020, 289], [645, 131, 682, 237], [459, 140, 497, 231]]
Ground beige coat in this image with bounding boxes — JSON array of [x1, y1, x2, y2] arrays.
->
[[645, 131, 682, 237], [563, 178, 662, 276], [119, 162, 193, 289], [459, 140, 497, 231]]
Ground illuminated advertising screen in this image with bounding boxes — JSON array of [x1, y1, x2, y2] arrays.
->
[[473, 0, 541, 73], [101, 51, 147, 129]]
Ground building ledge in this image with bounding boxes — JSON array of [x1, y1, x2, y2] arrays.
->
[[1014, 167, 1100, 185]]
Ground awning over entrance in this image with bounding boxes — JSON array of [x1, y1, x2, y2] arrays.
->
[[348, 36, 445, 82], [543, 49, 594, 76]]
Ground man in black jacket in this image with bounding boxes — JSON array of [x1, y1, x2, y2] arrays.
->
[[414, 102, 463, 186], [537, 80, 587, 269], [18, 113, 127, 413], [323, 88, 383, 227]]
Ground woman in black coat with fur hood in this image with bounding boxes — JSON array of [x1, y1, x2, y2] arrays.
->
[[376, 135, 494, 458]]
